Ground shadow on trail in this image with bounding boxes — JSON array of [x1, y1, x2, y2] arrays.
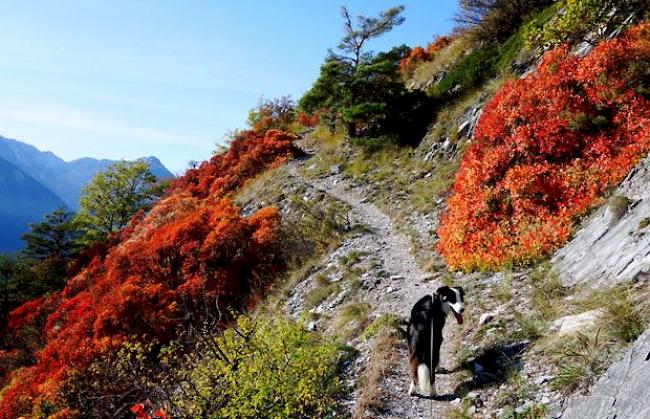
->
[[453, 341, 528, 397]]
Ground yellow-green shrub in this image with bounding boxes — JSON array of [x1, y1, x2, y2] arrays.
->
[[524, 0, 647, 48], [172, 315, 345, 418]]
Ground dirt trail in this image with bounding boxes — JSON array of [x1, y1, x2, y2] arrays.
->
[[287, 158, 465, 418]]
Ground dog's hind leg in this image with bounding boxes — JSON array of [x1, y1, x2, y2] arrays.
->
[[408, 380, 416, 396], [408, 355, 418, 396]]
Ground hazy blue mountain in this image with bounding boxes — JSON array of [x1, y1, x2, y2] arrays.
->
[[0, 135, 174, 251], [0, 135, 174, 208], [0, 155, 67, 252]]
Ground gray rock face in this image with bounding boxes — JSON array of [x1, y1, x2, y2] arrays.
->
[[553, 155, 650, 287], [562, 324, 650, 419], [423, 95, 487, 162]]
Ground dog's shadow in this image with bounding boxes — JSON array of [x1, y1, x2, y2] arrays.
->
[[412, 393, 457, 401], [453, 341, 528, 396]]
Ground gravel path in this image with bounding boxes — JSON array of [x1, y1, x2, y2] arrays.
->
[[287, 159, 465, 418]]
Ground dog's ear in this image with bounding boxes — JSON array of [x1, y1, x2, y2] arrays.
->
[[436, 286, 450, 300]]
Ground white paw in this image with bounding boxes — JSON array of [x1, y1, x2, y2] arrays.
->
[[408, 381, 416, 396]]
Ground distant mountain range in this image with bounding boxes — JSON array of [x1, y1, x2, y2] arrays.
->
[[0, 135, 174, 252]]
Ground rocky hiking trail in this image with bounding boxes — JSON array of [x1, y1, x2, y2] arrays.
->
[[286, 155, 466, 418]]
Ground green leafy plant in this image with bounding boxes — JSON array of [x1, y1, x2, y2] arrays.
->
[[524, 0, 648, 48], [170, 315, 346, 418]]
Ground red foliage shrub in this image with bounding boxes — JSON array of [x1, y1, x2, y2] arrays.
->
[[398, 36, 453, 78], [0, 129, 297, 417], [172, 129, 297, 198], [296, 111, 320, 128], [131, 402, 167, 419], [426, 36, 453, 55], [437, 22, 650, 271]]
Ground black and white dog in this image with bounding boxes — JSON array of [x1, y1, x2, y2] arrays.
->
[[407, 286, 465, 397]]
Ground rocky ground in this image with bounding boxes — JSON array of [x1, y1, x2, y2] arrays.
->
[[263, 148, 650, 419], [235, 15, 650, 411], [284, 158, 464, 418]]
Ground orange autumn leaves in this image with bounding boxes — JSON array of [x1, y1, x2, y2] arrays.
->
[[0, 129, 297, 418], [438, 22, 650, 271], [398, 36, 453, 78]]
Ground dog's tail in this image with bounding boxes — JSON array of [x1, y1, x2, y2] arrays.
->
[[417, 363, 432, 395]]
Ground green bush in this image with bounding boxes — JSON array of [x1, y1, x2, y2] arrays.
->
[[172, 315, 346, 418], [429, 4, 564, 101], [428, 44, 501, 100], [455, 0, 554, 43], [300, 47, 435, 147]]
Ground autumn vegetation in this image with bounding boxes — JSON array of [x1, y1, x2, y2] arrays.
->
[[438, 22, 650, 271], [398, 36, 453, 79], [299, 6, 435, 148], [0, 128, 299, 417], [2, 1, 650, 417]]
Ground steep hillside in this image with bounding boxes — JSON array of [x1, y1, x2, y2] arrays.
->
[[1, 1, 649, 418], [268, 4, 650, 418], [0, 129, 300, 418], [0, 156, 67, 252]]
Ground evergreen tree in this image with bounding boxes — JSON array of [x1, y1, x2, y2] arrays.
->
[[335, 5, 405, 69], [22, 208, 81, 262]]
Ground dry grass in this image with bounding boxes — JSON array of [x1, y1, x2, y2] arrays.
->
[[410, 157, 460, 213], [491, 275, 514, 304], [528, 262, 569, 320], [361, 314, 403, 341], [233, 164, 291, 207], [540, 282, 650, 394], [410, 37, 471, 88], [353, 329, 400, 418], [576, 284, 648, 342], [546, 330, 609, 393], [306, 123, 346, 151], [608, 194, 630, 221], [305, 281, 341, 308], [334, 302, 371, 340]]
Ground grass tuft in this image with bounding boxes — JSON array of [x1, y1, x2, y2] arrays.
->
[[361, 314, 403, 341], [353, 329, 400, 418]]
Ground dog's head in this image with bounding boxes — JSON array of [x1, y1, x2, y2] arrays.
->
[[437, 286, 465, 325]]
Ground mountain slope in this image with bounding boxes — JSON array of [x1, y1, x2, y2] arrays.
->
[[0, 155, 67, 252], [0, 136, 174, 208]]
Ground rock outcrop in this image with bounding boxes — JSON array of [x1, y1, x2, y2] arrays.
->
[[553, 155, 650, 287], [562, 324, 650, 419]]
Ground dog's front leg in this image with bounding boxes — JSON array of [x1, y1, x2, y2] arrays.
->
[[431, 372, 437, 398]]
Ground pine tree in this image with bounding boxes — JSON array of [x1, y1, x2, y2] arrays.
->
[[22, 208, 81, 262]]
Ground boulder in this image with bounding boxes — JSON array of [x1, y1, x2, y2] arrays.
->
[[479, 312, 497, 325], [551, 310, 601, 335]]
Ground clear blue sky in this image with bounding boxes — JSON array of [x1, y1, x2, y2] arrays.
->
[[0, 0, 459, 173]]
